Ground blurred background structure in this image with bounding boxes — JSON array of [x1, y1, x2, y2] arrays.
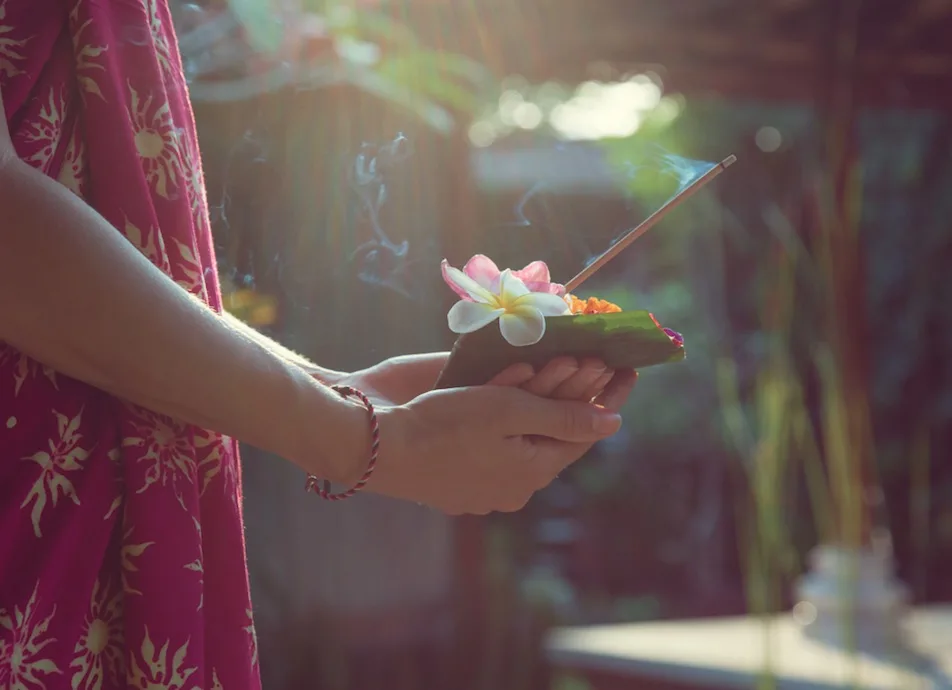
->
[[172, 0, 951, 688]]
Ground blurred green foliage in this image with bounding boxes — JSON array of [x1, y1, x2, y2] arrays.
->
[[534, 94, 952, 619], [225, 0, 494, 121]]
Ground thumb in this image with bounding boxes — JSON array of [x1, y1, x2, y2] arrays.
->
[[499, 391, 622, 442]]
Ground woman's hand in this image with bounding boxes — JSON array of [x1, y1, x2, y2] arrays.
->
[[358, 380, 636, 514], [336, 352, 627, 406], [331, 353, 450, 406], [311, 354, 637, 514]]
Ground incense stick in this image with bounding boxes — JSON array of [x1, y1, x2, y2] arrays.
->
[[564, 154, 737, 292]]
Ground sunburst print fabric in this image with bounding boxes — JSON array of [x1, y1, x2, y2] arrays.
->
[[0, 1, 260, 688]]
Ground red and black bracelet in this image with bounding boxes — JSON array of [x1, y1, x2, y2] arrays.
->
[[304, 385, 380, 501]]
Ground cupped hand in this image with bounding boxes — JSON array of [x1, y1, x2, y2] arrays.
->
[[339, 352, 628, 406], [335, 353, 449, 406], [367, 380, 634, 514], [326, 354, 637, 514], [497, 356, 630, 405]]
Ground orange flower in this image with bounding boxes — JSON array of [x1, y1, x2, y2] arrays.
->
[[565, 294, 622, 315]]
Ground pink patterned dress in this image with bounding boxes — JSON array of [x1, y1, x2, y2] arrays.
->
[[0, 1, 260, 688]]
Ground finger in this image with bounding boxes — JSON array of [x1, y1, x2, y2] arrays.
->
[[488, 363, 535, 387], [551, 358, 607, 400], [581, 370, 615, 402], [500, 390, 622, 442], [521, 357, 578, 397], [594, 369, 637, 412]]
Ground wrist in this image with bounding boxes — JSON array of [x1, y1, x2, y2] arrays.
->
[[321, 399, 413, 498], [355, 403, 411, 496], [295, 390, 365, 484], [328, 394, 376, 485], [295, 384, 407, 492], [303, 364, 346, 386]]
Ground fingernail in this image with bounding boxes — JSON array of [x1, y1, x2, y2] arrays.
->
[[594, 412, 622, 434]]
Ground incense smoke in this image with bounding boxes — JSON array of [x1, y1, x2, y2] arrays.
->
[[481, 143, 719, 281], [346, 133, 425, 300], [209, 123, 718, 322]]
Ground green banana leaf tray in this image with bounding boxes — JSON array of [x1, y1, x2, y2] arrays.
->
[[435, 310, 685, 389]]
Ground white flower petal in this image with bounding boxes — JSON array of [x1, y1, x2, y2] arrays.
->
[[442, 261, 496, 304], [513, 291, 573, 317], [499, 307, 546, 347], [498, 269, 530, 302], [448, 300, 505, 334]]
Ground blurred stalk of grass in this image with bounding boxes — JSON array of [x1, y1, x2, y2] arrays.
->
[[715, 125, 891, 679]]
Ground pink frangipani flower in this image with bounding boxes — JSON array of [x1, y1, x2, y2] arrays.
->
[[441, 254, 565, 302], [442, 261, 571, 347]]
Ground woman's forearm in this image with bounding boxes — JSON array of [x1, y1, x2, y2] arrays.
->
[[219, 310, 344, 384], [0, 156, 363, 482]]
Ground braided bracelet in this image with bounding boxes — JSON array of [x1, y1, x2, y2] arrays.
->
[[304, 385, 380, 501]]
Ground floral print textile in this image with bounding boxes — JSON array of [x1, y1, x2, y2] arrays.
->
[[0, 1, 260, 688]]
